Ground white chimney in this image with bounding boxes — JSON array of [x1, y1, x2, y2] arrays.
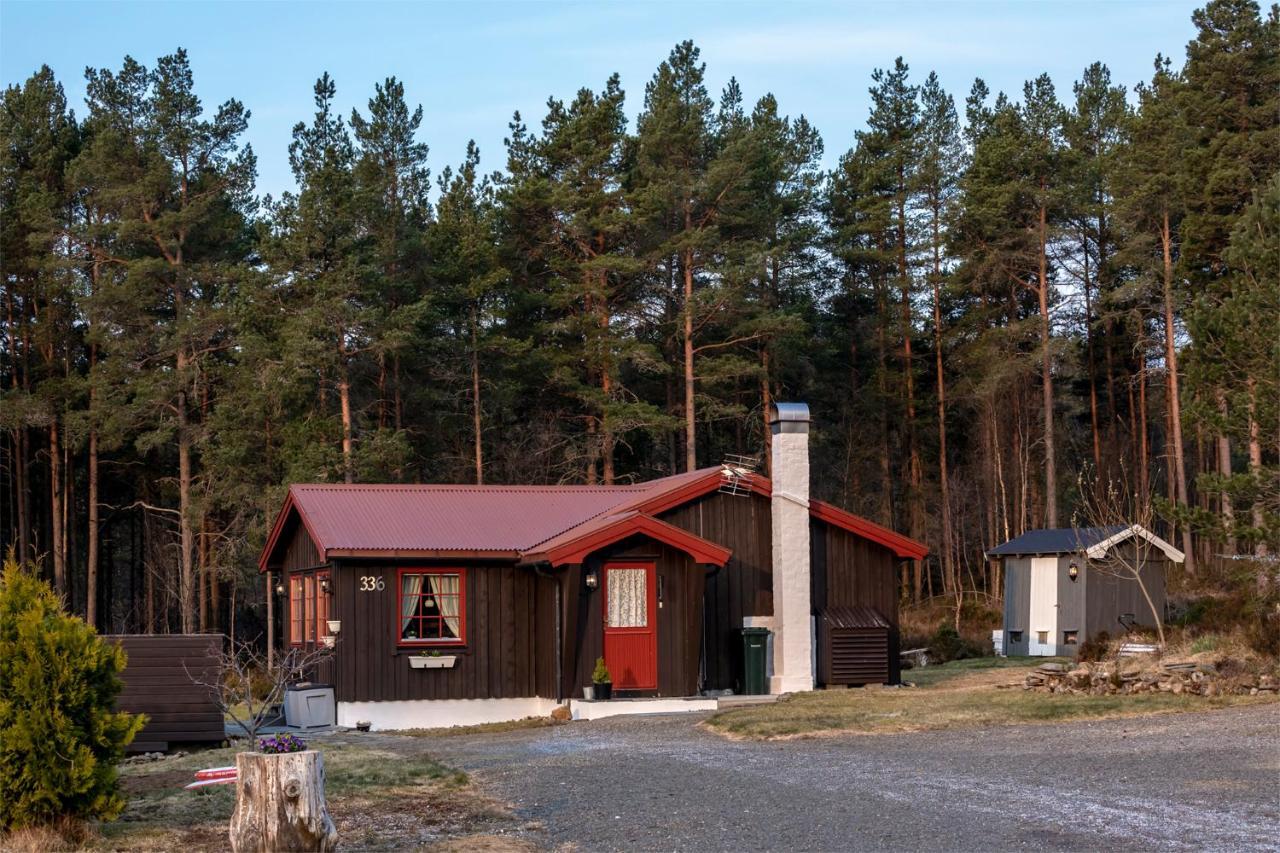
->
[[768, 402, 814, 694]]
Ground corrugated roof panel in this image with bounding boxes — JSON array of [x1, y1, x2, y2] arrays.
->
[[290, 468, 717, 555]]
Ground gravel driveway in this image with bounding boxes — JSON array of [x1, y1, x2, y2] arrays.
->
[[427, 703, 1280, 851]]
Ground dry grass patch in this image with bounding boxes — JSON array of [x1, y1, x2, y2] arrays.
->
[[90, 733, 522, 852], [705, 658, 1280, 740]]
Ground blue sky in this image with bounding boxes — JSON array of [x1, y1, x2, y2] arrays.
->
[[2, 1, 1202, 200]]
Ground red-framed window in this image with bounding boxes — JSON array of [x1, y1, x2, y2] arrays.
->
[[397, 568, 466, 646], [289, 569, 331, 647]]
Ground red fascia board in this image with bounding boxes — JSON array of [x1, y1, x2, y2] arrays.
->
[[810, 499, 929, 560], [523, 514, 732, 567]]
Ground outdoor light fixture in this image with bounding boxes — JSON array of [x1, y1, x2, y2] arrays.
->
[[274, 581, 286, 596], [584, 569, 599, 590], [320, 578, 331, 593], [1068, 561, 1080, 582]]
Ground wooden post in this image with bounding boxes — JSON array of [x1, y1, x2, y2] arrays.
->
[[229, 750, 337, 852]]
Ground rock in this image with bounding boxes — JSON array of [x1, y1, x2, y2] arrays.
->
[[1037, 662, 1069, 673], [1171, 680, 1184, 694], [550, 705, 572, 722]]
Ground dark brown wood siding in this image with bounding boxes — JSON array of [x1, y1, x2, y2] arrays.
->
[[328, 559, 556, 703], [562, 536, 703, 698], [105, 634, 223, 752], [658, 491, 772, 691], [810, 519, 901, 684]]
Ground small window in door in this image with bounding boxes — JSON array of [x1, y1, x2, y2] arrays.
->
[[1037, 630, 1049, 645], [1008, 631, 1023, 643], [1063, 630, 1079, 645]]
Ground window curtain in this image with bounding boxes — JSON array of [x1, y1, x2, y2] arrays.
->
[[428, 573, 461, 639], [607, 568, 647, 628], [400, 574, 423, 636]]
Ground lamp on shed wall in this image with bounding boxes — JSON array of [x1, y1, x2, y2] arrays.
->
[[584, 568, 599, 590], [1068, 561, 1080, 582]]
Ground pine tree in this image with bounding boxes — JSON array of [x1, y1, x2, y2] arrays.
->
[[632, 42, 752, 471], [916, 70, 962, 595], [0, 553, 145, 829]]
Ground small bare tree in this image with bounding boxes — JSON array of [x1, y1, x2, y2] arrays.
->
[[189, 639, 334, 739], [1074, 468, 1167, 647]]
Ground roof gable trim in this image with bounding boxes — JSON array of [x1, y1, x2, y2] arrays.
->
[[1085, 524, 1185, 563], [520, 512, 733, 567]]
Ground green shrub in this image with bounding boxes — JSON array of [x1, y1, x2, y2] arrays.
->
[[0, 553, 146, 831], [927, 624, 989, 664]]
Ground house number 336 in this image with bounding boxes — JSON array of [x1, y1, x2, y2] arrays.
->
[[359, 576, 385, 592]]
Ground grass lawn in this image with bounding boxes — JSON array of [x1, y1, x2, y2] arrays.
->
[[93, 733, 523, 852], [705, 657, 1279, 740]]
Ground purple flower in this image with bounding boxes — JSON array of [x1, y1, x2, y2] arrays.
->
[[257, 733, 307, 754]]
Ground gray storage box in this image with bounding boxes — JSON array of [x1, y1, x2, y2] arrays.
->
[[283, 683, 335, 729]]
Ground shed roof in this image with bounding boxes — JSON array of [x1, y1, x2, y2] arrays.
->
[[986, 526, 1127, 556], [819, 605, 891, 630], [259, 466, 928, 570], [985, 524, 1184, 563]]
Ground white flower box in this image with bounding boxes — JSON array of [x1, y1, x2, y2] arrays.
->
[[408, 654, 457, 670]]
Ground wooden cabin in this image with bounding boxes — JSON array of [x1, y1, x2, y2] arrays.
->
[[988, 525, 1182, 657], [258, 403, 927, 729]]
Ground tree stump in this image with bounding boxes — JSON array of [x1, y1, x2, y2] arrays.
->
[[229, 750, 338, 852]]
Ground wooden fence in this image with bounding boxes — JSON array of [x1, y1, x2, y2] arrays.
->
[[104, 634, 225, 752]]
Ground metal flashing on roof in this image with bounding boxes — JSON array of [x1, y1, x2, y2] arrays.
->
[[768, 401, 810, 434]]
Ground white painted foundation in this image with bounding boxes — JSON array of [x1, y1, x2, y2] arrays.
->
[[336, 697, 559, 731], [570, 697, 717, 721]]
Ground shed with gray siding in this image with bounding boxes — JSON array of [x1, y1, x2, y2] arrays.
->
[[988, 525, 1182, 656]]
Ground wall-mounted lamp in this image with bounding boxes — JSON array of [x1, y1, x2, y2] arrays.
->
[[274, 581, 286, 596], [584, 569, 599, 590], [320, 578, 331, 594], [1068, 561, 1080, 582]]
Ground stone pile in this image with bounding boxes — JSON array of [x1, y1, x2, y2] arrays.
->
[[1021, 660, 1279, 696]]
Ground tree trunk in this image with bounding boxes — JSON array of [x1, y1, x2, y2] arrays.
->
[[1038, 198, 1058, 527], [177, 366, 196, 634], [470, 308, 483, 486], [1215, 388, 1235, 554], [338, 352, 354, 485], [266, 572, 275, 671], [931, 218, 954, 597], [1246, 378, 1266, 558], [682, 244, 696, 473], [761, 346, 772, 476], [229, 750, 337, 853], [1082, 230, 1102, 472], [50, 418, 65, 595], [88, 421, 99, 628], [1161, 210, 1194, 572]]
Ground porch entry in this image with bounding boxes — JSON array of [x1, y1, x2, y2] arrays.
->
[[602, 562, 658, 690]]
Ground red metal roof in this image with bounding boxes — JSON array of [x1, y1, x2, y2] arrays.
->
[[258, 466, 928, 570]]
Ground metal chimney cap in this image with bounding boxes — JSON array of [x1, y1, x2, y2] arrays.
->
[[769, 402, 810, 434]]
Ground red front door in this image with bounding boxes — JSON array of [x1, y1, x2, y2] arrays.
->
[[602, 562, 658, 690]]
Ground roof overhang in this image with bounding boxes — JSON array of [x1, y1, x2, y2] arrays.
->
[[632, 469, 928, 560], [809, 500, 929, 560], [258, 489, 324, 573], [1085, 524, 1185, 563], [520, 512, 733, 567]]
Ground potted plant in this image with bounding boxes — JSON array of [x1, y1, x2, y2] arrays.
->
[[592, 657, 613, 701]]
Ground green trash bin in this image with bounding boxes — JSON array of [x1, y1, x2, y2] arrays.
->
[[741, 627, 770, 695]]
